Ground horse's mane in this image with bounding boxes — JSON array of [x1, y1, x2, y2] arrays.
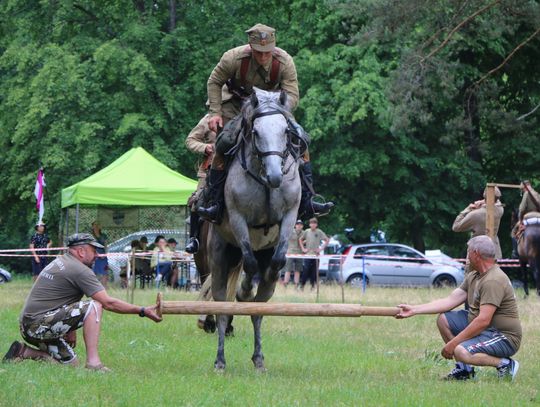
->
[[241, 88, 293, 134]]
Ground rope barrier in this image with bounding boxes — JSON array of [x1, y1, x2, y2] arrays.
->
[[0, 247, 524, 266]]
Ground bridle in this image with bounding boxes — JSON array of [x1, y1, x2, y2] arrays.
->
[[239, 105, 299, 187]]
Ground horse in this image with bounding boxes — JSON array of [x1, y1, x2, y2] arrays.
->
[[202, 88, 301, 371], [517, 215, 540, 296]]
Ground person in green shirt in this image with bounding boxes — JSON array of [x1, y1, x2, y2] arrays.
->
[[299, 218, 329, 290], [3, 233, 162, 371]]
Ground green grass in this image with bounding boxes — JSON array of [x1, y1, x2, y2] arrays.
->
[[1, 279, 539, 406]]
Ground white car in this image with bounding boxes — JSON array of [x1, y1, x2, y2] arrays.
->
[[326, 243, 464, 288], [107, 229, 185, 281]]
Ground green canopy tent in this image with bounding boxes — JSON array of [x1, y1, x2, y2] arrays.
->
[[60, 147, 198, 243]]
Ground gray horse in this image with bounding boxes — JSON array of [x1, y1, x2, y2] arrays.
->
[[205, 88, 301, 371]]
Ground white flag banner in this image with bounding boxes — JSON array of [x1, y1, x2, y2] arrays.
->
[[34, 168, 46, 223]]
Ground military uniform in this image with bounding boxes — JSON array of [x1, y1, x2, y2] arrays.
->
[[518, 186, 540, 221], [184, 114, 216, 254], [185, 114, 216, 195], [452, 202, 504, 259], [207, 45, 299, 122]]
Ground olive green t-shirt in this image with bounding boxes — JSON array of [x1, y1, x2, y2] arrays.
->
[[300, 228, 328, 255], [287, 228, 303, 255], [459, 265, 522, 350], [20, 253, 104, 322]]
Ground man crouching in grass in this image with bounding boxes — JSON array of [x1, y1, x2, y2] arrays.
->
[[396, 235, 522, 381], [3, 233, 162, 372]]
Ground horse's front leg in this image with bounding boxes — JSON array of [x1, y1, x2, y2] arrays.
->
[[251, 248, 279, 372], [227, 211, 258, 301], [271, 210, 298, 272]]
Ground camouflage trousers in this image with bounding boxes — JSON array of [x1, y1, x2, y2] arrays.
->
[[20, 300, 95, 363]]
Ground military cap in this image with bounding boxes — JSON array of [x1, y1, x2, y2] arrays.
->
[[67, 233, 104, 249], [483, 186, 502, 198], [308, 217, 318, 224], [246, 23, 276, 52], [295, 219, 303, 225]]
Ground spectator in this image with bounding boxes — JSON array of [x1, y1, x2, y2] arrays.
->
[[166, 238, 180, 288], [282, 220, 304, 289], [29, 221, 52, 282], [90, 221, 108, 287], [150, 236, 174, 288], [139, 236, 149, 252], [3, 233, 161, 371], [299, 218, 329, 290]]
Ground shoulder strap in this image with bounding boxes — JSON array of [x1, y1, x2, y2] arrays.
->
[[268, 57, 281, 87], [239, 46, 281, 87]]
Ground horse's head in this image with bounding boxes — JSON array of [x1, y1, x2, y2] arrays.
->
[[243, 88, 292, 188]]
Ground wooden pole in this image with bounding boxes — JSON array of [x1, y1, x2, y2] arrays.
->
[[155, 293, 399, 318]]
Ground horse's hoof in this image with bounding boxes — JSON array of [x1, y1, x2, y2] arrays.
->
[[214, 361, 226, 372], [225, 325, 234, 337], [204, 319, 216, 333], [252, 355, 265, 372]]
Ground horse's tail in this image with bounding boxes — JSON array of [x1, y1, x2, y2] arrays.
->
[[226, 263, 243, 301], [197, 263, 243, 302]]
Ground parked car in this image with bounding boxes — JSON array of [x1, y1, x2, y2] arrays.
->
[[326, 243, 464, 288], [107, 229, 186, 281], [0, 267, 12, 284]]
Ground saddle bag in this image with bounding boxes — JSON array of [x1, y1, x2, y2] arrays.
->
[[215, 115, 244, 155]]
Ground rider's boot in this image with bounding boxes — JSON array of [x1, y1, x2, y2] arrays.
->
[[197, 168, 227, 223], [185, 212, 201, 254], [299, 161, 334, 219]]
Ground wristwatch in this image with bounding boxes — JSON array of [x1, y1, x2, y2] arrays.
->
[[139, 307, 145, 317]]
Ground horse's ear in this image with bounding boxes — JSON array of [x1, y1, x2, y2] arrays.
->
[[250, 92, 259, 108], [279, 90, 287, 106]]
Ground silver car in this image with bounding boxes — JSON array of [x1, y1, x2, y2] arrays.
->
[[327, 243, 464, 288]]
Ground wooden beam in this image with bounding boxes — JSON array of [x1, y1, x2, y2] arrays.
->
[[487, 182, 521, 189], [155, 293, 399, 318]]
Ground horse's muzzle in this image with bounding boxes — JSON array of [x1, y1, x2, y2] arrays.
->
[[266, 172, 283, 188]]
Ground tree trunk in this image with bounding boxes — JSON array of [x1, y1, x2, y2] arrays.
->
[[169, 0, 176, 32], [410, 218, 425, 253]]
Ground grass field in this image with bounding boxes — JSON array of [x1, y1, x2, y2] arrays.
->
[[1, 278, 538, 406]]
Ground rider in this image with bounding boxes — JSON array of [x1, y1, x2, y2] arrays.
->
[[184, 114, 216, 254], [513, 180, 540, 240], [452, 187, 504, 259], [197, 23, 334, 224]]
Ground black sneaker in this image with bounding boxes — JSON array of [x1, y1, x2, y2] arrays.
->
[[497, 359, 519, 381], [3, 341, 24, 362], [445, 365, 475, 381]]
